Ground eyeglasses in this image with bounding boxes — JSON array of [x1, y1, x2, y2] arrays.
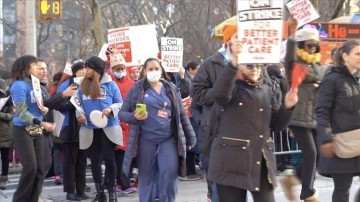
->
[[246, 64, 263, 70], [305, 43, 318, 49]]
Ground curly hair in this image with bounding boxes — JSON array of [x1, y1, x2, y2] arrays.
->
[[11, 55, 38, 80]]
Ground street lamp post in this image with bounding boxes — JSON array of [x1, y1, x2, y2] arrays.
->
[[26, 0, 37, 55]]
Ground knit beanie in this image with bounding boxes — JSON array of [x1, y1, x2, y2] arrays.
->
[[71, 58, 85, 75], [85, 56, 105, 75], [222, 24, 237, 43]]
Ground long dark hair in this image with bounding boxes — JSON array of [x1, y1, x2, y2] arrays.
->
[[142, 58, 170, 81], [334, 40, 360, 66], [11, 55, 38, 80]]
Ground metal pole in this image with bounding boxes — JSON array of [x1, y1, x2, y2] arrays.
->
[[26, 0, 37, 55]]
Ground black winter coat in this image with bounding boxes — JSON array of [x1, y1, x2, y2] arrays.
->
[[285, 38, 323, 128], [207, 63, 293, 191], [51, 78, 81, 143], [316, 66, 360, 175]]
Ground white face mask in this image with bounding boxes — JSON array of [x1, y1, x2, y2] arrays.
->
[[146, 71, 162, 82], [114, 71, 127, 79]]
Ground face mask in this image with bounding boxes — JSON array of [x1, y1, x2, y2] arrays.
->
[[146, 71, 162, 82], [114, 71, 127, 79]]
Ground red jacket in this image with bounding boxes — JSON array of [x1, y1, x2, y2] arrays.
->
[[107, 69, 135, 150]]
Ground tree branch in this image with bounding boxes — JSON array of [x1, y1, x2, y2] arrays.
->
[[331, 0, 346, 20]]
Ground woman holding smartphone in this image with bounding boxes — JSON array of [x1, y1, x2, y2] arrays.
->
[[120, 58, 196, 202]]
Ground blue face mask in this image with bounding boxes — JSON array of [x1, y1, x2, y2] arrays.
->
[[114, 71, 126, 79]]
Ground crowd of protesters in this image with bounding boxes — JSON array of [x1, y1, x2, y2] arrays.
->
[[0, 15, 360, 202]]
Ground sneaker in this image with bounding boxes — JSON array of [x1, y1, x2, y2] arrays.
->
[[179, 174, 201, 181], [122, 187, 137, 194], [54, 176, 62, 185], [280, 174, 300, 201]]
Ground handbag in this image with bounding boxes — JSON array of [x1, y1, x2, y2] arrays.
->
[[333, 128, 360, 158], [25, 125, 43, 137]]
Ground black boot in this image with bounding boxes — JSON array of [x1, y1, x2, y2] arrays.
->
[[108, 187, 118, 202], [92, 183, 107, 202]]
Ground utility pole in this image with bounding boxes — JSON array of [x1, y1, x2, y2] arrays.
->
[[26, 0, 37, 55]]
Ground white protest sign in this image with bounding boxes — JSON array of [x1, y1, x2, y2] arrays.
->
[[0, 96, 10, 111], [98, 43, 109, 61], [161, 37, 183, 72], [70, 91, 85, 114], [63, 61, 72, 76], [286, 0, 320, 28], [53, 110, 65, 137], [31, 75, 44, 109], [237, 0, 283, 64], [108, 24, 159, 66]]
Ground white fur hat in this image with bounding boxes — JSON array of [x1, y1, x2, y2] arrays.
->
[[295, 28, 319, 42]]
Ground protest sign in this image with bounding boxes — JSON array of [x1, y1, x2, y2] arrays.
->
[[108, 24, 159, 66], [237, 0, 283, 64], [31, 75, 44, 109], [63, 61, 72, 76], [286, 0, 320, 28], [53, 110, 65, 137], [98, 43, 109, 61], [70, 91, 85, 114], [161, 37, 183, 72]]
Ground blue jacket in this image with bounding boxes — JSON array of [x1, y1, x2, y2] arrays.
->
[[78, 76, 122, 129], [120, 79, 196, 177], [11, 79, 43, 126]]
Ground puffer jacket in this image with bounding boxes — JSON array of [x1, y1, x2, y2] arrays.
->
[[0, 91, 13, 148], [120, 79, 196, 177], [284, 38, 323, 128], [316, 66, 360, 175]]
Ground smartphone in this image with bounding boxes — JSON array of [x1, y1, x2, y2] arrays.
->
[[136, 104, 147, 114]]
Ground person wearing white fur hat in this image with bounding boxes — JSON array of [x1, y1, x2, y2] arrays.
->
[[281, 17, 323, 202]]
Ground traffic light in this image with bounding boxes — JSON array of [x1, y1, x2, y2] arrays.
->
[[38, 0, 62, 20]]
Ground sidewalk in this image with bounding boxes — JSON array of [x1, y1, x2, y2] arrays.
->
[[5, 166, 360, 201]]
